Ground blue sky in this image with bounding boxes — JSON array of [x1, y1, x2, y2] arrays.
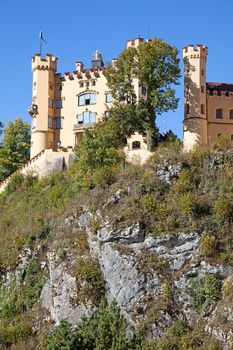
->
[[0, 0, 233, 139]]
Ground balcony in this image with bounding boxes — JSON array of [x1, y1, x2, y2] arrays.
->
[[73, 122, 95, 131], [28, 104, 38, 116]]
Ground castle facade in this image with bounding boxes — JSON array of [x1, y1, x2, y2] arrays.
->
[[28, 37, 151, 164], [183, 44, 233, 150]]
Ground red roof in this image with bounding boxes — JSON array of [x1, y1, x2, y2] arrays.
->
[[206, 82, 233, 94]]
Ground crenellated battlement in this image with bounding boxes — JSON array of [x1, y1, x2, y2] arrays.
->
[[61, 67, 107, 82], [183, 44, 208, 59], [32, 54, 58, 72]]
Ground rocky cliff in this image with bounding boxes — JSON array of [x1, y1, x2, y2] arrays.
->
[[1, 142, 233, 349]]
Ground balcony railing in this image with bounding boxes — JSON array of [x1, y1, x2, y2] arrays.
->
[[73, 122, 95, 131]]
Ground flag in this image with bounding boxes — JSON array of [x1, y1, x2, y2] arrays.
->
[[39, 29, 47, 44]]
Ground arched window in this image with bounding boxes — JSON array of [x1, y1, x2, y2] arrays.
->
[[132, 141, 141, 149], [78, 93, 96, 106], [231, 135, 233, 141]]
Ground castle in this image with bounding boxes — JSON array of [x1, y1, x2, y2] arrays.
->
[[1, 37, 233, 193], [28, 37, 152, 165], [183, 44, 233, 151]]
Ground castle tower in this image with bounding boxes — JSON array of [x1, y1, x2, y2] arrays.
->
[[183, 44, 208, 151], [28, 54, 58, 158]]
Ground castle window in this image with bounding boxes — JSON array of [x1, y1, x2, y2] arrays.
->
[[105, 93, 112, 103], [216, 108, 223, 119], [78, 93, 96, 106], [79, 81, 84, 88], [201, 86, 205, 93], [91, 80, 96, 86], [141, 86, 147, 96], [201, 104, 205, 114], [49, 99, 54, 108], [57, 99, 62, 108], [201, 69, 204, 76], [231, 135, 233, 141], [229, 110, 233, 119], [77, 114, 84, 124], [76, 111, 96, 124], [185, 103, 190, 115], [48, 117, 53, 129], [132, 141, 141, 149], [104, 111, 111, 119], [55, 117, 62, 129]]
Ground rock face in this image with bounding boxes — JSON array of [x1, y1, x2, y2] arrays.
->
[[41, 252, 95, 326], [3, 203, 233, 348], [35, 209, 233, 348]]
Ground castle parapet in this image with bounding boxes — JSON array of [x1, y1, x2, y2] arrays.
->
[[32, 54, 58, 72], [183, 44, 208, 59]]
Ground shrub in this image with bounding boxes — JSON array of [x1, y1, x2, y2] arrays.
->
[[0, 322, 32, 348], [177, 192, 196, 216], [92, 165, 116, 188], [46, 301, 128, 350], [46, 320, 76, 350], [6, 173, 25, 194], [22, 257, 46, 308], [190, 274, 220, 311], [140, 194, 157, 215], [199, 233, 217, 257], [172, 168, 194, 194], [76, 257, 105, 303], [213, 196, 233, 221]]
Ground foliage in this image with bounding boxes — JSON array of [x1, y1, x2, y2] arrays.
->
[[199, 233, 217, 257], [0, 118, 31, 180], [0, 321, 33, 349], [106, 38, 180, 147], [76, 257, 105, 303], [46, 321, 77, 350], [190, 274, 220, 311], [213, 195, 233, 221], [158, 130, 179, 143], [46, 300, 128, 350], [73, 118, 125, 189]]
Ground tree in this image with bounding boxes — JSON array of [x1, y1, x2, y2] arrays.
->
[[106, 38, 180, 149], [73, 118, 125, 188], [0, 118, 31, 180]]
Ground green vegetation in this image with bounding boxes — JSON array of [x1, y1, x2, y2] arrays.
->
[[190, 274, 220, 311], [0, 118, 31, 180], [76, 257, 105, 304], [106, 38, 180, 148], [1, 132, 233, 348], [46, 300, 128, 350]]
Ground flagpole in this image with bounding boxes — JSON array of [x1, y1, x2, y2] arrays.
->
[[39, 27, 47, 57], [40, 27, 42, 56]]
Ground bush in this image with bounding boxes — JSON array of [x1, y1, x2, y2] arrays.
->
[[22, 257, 46, 308], [140, 194, 157, 215], [190, 274, 220, 311], [177, 192, 196, 216], [46, 301, 128, 350], [213, 196, 233, 221], [76, 257, 105, 303], [92, 165, 117, 188], [6, 173, 25, 194], [0, 322, 33, 348], [199, 233, 217, 257]]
